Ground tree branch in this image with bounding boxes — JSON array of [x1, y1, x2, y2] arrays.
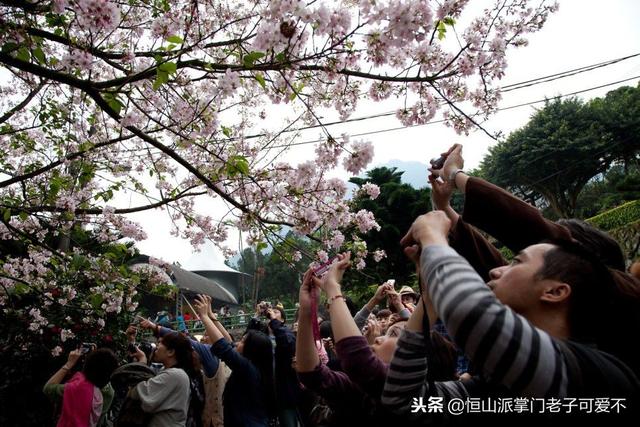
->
[[0, 82, 45, 125], [1, 190, 207, 216]]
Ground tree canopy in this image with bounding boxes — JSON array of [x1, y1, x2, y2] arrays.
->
[[0, 0, 558, 357], [478, 86, 640, 218]]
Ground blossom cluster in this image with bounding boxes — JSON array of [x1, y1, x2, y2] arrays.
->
[[0, 0, 559, 354]]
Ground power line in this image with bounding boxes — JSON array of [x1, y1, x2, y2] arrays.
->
[[244, 52, 640, 141], [268, 74, 640, 149], [501, 52, 640, 91]]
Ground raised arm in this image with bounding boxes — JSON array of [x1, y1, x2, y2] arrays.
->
[[403, 212, 567, 396], [44, 349, 81, 388], [207, 303, 234, 343], [313, 252, 361, 341], [432, 143, 571, 252], [353, 283, 392, 329], [295, 269, 320, 373]]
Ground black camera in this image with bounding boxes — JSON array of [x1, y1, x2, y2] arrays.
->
[[127, 343, 137, 354], [81, 342, 95, 354], [262, 301, 274, 317], [430, 155, 446, 170]]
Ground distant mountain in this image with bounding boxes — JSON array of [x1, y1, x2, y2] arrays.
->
[[382, 159, 430, 188]]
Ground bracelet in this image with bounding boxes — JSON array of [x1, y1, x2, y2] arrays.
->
[[447, 169, 465, 186], [327, 294, 345, 307]]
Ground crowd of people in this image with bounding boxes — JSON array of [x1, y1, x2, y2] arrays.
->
[[43, 144, 640, 426]]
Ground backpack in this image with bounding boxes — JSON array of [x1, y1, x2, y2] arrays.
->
[[110, 363, 155, 427], [186, 372, 205, 427]]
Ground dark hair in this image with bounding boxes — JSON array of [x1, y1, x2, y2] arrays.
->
[[376, 309, 392, 319], [84, 348, 118, 388], [274, 307, 286, 323], [160, 332, 201, 379], [557, 219, 625, 271], [241, 330, 276, 415], [245, 317, 269, 335], [427, 331, 459, 381], [535, 239, 616, 342], [319, 320, 333, 340]]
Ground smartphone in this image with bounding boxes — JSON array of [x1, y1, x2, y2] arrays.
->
[[313, 256, 338, 277]]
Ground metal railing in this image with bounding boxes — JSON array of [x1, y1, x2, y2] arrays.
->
[[149, 308, 298, 336]]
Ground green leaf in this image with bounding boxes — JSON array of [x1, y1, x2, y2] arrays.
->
[[16, 47, 30, 62], [78, 162, 96, 186], [153, 70, 169, 90], [14, 283, 30, 295], [221, 126, 232, 137], [90, 294, 104, 310], [275, 52, 286, 63], [256, 242, 268, 252], [32, 47, 46, 64], [1, 42, 18, 53], [255, 73, 266, 89], [442, 17, 456, 26], [166, 35, 183, 44], [18, 211, 28, 221], [437, 21, 447, 40], [103, 93, 124, 115], [242, 51, 265, 68], [226, 155, 250, 177], [3, 208, 10, 222], [158, 61, 177, 74]]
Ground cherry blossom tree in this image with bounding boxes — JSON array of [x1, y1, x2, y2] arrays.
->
[[0, 0, 558, 354]]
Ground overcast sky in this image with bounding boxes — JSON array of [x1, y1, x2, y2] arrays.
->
[[133, 0, 640, 269]]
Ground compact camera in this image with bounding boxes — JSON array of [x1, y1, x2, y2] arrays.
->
[[430, 155, 446, 170], [81, 342, 95, 354]]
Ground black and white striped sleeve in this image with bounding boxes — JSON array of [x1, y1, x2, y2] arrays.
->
[[421, 245, 568, 397], [382, 329, 470, 416]]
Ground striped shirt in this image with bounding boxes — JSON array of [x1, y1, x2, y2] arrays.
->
[[382, 245, 571, 415]]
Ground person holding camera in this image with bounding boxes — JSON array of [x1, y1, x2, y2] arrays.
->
[[264, 306, 302, 427], [129, 331, 201, 427], [135, 312, 229, 427], [194, 294, 276, 427], [43, 346, 118, 427]]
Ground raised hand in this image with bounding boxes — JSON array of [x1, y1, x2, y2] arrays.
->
[[429, 173, 455, 211], [66, 349, 83, 367], [400, 211, 452, 248], [313, 252, 351, 294], [386, 289, 404, 312], [298, 268, 317, 313], [193, 294, 210, 318], [442, 143, 464, 183], [139, 317, 156, 331], [363, 318, 382, 344]]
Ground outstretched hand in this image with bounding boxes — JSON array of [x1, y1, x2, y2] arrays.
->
[[139, 318, 156, 331], [298, 268, 317, 312], [401, 211, 451, 249], [312, 252, 351, 294], [429, 144, 464, 182], [429, 173, 455, 210], [373, 282, 393, 303], [193, 294, 210, 319]]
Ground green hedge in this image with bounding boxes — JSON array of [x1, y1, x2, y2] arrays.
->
[[586, 200, 640, 231]]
